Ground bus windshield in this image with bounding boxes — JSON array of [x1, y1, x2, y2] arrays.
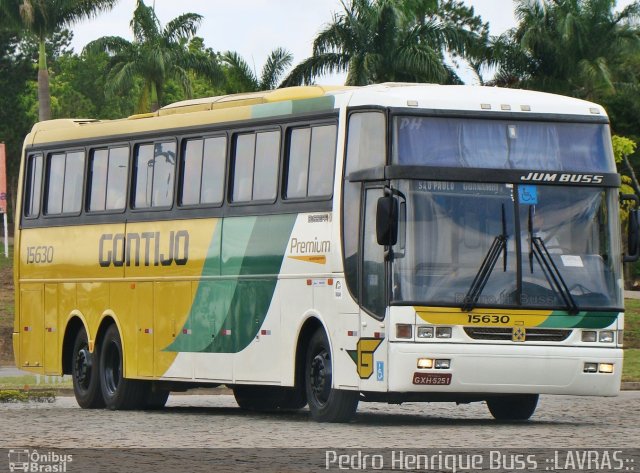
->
[[393, 116, 615, 172], [390, 180, 623, 310]]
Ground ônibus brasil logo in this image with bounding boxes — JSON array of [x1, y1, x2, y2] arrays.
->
[[8, 449, 73, 472]]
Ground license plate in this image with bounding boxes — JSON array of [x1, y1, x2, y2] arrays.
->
[[412, 372, 452, 385]]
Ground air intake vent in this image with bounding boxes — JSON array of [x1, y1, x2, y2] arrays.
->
[[463, 327, 572, 342]]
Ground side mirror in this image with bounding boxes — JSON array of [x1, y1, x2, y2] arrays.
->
[[622, 194, 640, 262], [376, 196, 399, 246]]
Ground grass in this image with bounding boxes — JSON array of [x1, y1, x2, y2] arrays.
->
[[0, 389, 55, 403], [0, 375, 72, 390], [622, 349, 640, 382], [0, 244, 14, 332]]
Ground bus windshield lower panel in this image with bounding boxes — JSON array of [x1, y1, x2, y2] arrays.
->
[[390, 180, 623, 311]]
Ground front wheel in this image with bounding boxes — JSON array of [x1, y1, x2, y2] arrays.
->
[[71, 327, 104, 409], [486, 394, 539, 421], [99, 325, 147, 410], [305, 330, 359, 422]]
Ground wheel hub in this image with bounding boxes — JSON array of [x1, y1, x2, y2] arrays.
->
[[74, 347, 91, 387], [310, 350, 331, 405]]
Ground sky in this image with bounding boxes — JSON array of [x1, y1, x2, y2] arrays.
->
[[68, 0, 637, 86]]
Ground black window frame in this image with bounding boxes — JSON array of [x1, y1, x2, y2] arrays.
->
[[23, 153, 44, 220], [130, 139, 178, 212], [43, 148, 86, 218], [178, 133, 228, 209], [283, 121, 338, 203], [85, 143, 130, 215], [228, 127, 282, 206]]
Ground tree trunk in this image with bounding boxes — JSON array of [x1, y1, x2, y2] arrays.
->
[[37, 39, 51, 122]]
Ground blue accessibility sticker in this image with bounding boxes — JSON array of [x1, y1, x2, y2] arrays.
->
[[376, 361, 384, 381], [519, 185, 538, 205]]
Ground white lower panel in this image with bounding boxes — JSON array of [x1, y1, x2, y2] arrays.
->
[[389, 343, 622, 396]]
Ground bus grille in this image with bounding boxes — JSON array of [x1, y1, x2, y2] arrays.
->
[[463, 327, 572, 342]]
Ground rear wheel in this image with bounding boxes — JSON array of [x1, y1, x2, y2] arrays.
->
[[99, 325, 147, 410], [305, 330, 359, 422], [487, 394, 539, 421], [71, 327, 104, 409]]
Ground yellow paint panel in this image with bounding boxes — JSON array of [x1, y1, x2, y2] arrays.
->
[[154, 281, 193, 377], [44, 284, 59, 374], [124, 219, 217, 279], [135, 282, 154, 377], [19, 285, 43, 371], [415, 306, 553, 327], [20, 224, 125, 281]]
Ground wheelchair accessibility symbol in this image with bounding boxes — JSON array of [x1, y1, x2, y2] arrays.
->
[[519, 185, 538, 205]]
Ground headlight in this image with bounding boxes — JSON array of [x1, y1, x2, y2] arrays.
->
[[581, 331, 597, 342], [417, 326, 434, 339], [436, 327, 452, 338], [599, 331, 614, 343]]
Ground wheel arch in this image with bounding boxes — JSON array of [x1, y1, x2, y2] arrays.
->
[[61, 313, 88, 375], [294, 314, 330, 390]]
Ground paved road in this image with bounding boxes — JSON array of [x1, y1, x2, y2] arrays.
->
[[1, 392, 638, 449]]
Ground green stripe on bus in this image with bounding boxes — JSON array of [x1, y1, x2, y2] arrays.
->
[[540, 311, 618, 329], [166, 214, 297, 354]]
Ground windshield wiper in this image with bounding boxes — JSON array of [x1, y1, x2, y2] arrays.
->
[[462, 205, 508, 312], [528, 208, 579, 315], [530, 237, 579, 315]]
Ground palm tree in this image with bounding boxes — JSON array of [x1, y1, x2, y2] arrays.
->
[[0, 0, 119, 121], [84, 0, 223, 112], [493, 0, 640, 100], [281, 0, 478, 86], [222, 48, 293, 92]]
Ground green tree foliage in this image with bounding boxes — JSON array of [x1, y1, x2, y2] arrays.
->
[[492, 0, 640, 101], [84, 0, 224, 112], [222, 48, 293, 93], [0, 0, 119, 121], [282, 0, 483, 86], [0, 29, 32, 218]]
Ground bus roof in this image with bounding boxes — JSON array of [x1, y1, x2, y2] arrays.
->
[[26, 83, 607, 146]]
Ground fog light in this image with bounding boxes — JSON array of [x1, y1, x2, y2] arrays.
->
[[434, 359, 451, 369], [599, 331, 614, 343], [396, 324, 413, 339], [417, 326, 434, 339], [417, 358, 433, 369], [584, 363, 598, 373], [436, 327, 452, 338], [599, 363, 614, 374], [581, 331, 597, 342]]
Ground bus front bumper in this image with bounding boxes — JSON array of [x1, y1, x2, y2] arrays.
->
[[388, 343, 622, 396]]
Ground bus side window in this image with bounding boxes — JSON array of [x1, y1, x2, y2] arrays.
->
[[24, 154, 43, 218], [88, 146, 129, 212], [133, 141, 176, 209], [232, 130, 279, 203], [44, 150, 85, 215], [180, 136, 226, 207], [285, 124, 337, 200]]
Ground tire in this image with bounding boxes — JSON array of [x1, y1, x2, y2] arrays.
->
[[99, 325, 147, 410], [233, 386, 305, 411], [487, 394, 539, 421], [144, 385, 170, 410], [71, 327, 104, 409], [305, 330, 359, 423]]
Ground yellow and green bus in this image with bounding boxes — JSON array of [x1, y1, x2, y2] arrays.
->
[[13, 84, 635, 422]]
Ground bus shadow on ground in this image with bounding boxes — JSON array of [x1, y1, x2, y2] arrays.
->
[[152, 404, 585, 427]]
